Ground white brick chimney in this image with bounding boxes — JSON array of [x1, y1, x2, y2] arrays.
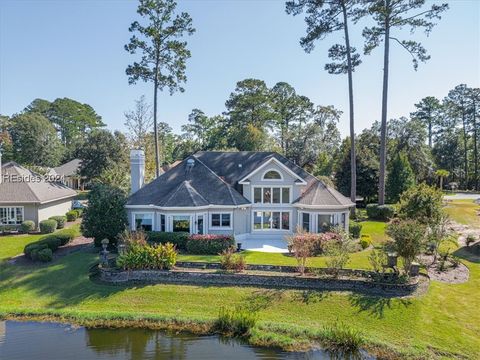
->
[[130, 149, 145, 194]]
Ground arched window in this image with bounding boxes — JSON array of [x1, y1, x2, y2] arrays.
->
[[263, 170, 282, 180]]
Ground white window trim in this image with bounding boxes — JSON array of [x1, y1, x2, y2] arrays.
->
[[251, 185, 292, 205], [131, 212, 155, 231], [238, 157, 307, 185], [0, 206, 24, 226], [261, 168, 283, 181], [167, 213, 195, 233], [251, 209, 292, 232], [209, 212, 233, 230]]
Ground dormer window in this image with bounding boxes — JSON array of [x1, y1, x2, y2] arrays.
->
[[263, 170, 282, 180]]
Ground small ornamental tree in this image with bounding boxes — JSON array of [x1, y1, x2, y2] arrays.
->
[[82, 184, 128, 247], [386, 152, 415, 203], [397, 183, 444, 225], [387, 218, 426, 273]]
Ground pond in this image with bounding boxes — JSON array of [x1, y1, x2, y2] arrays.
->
[[0, 320, 374, 360]]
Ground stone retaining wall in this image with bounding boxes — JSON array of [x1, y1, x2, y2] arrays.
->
[[99, 267, 420, 296]]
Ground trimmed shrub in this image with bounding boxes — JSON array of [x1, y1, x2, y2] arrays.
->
[[147, 231, 189, 250], [20, 220, 36, 233], [24, 228, 78, 260], [359, 234, 372, 249], [185, 234, 235, 255], [49, 216, 67, 229], [66, 210, 78, 222], [40, 219, 57, 234], [349, 222, 362, 239], [36, 248, 53, 262], [366, 204, 395, 221], [73, 208, 83, 218]]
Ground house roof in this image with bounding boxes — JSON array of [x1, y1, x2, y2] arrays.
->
[[127, 151, 354, 209], [53, 159, 82, 177], [0, 162, 77, 204]]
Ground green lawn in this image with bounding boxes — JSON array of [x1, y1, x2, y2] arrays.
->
[[0, 225, 81, 261], [0, 213, 478, 358], [444, 199, 480, 228]]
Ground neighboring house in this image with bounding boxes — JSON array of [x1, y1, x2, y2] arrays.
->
[[51, 159, 85, 190], [0, 160, 77, 228], [126, 150, 354, 243]]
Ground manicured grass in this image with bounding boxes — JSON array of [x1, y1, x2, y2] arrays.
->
[[0, 224, 81, 261], [0, 248, 478, 358], [359, 220, 388, 245], [444, 199, 480, 228], [0, 204, 478, 358]]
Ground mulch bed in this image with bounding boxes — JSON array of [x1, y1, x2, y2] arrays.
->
[[418, 254, 469, 284]]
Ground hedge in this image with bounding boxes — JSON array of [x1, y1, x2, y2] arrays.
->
[[40, 219, 57, 234], [66, 210, 78, 222], [146, 232, 189, 250], [366, 204, 395, 221], [349, 222, 362, 239], [186, 234, 235, 255], [49, 216, 67, 229], [20, 221, 36, 233], [24, 228, 78, 262]]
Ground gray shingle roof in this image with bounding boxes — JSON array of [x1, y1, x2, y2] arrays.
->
[[53, 159, 82, 177], [127, 155, 250, 207], [0, 162, 77, 204], [127, 151, 353, 208]]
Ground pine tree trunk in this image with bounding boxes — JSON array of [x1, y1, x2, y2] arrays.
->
[[378, 2, 390, 205], [461, 104, 468, 189], [474, 99, 478, 190], [153, 59, 161, 179], [342, 2, 356, 210]]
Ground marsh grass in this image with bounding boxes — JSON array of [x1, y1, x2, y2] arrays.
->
[[321, 321, 364, 352], [214, 306, 258, 337]]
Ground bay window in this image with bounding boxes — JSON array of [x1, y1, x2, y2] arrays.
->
[[133, 212, 153, 231], [253, 187, 290, 204], [0, 207, 24, 225], [253, 211, 290, 231]]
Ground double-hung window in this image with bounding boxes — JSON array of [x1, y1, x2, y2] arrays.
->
[[253, 187, 290, 204], [0, 207, 24, 225], [210, 213, 231, 228]]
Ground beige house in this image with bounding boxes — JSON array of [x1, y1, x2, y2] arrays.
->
[[0, 161, 77, 229]]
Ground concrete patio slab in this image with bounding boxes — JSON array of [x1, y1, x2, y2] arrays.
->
[[240, 239, 289, 253]]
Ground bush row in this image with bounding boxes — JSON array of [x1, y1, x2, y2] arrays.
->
[[146, 232, 235, 255], [19, 208, 83, 235], [366, 204, 395, 221], [23, 228, 78, 262]]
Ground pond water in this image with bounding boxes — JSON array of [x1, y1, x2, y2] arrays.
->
[[0, 321, 374, 360]]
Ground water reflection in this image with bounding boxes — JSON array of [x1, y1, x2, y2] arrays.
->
[[0, 321, 374, 360]]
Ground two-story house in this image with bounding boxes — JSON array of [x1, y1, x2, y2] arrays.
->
[[126, 150, 354, 245]]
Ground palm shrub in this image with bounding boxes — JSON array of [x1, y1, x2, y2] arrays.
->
[[387, 218, 426, 273], [49, 216, 67, 229], [368, 248, 387, 273], [324, 237, 352, 276], [40, 219, 57, 234]]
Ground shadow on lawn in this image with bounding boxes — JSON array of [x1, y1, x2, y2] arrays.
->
[[348, 294, 412, 319], [241, 289, 285, 311], [0, 251, 133, 309], [454, 246, 480, 263]]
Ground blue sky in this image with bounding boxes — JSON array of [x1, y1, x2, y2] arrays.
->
[[0, 0, 479, 137]]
